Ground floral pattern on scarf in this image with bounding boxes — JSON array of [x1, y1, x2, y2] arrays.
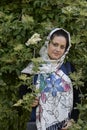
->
[[36, 70, 73, 130]]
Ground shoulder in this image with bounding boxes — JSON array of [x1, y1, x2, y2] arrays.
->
[[21, 62, 38, 84], [21, 62, 34, 74], [60, 61, 75, 75]]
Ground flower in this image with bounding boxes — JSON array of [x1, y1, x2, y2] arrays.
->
[[25, 33, 42, 46], [44, 74, 63, 97], [13, 99, 23, 106], [40, 73, 70, 97]]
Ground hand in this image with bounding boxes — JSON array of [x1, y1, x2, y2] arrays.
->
[[31, 97, 39, 107], [61, 128, 67, 130], [61, 119, 74, 130], [61, 128, 68, 130], [61, 122, 68, 130]]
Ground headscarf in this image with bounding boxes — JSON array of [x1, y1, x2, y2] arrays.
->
[[39, 28, 71, 73]]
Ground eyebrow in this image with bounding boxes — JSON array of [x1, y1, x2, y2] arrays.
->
[[51, 41, 66, 46], [50, 41, 66, 50]]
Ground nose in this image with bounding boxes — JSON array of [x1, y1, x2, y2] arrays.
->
[[55, 46, 60, 52]]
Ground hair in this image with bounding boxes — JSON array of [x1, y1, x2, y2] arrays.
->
[[50, 29, 69, 51]]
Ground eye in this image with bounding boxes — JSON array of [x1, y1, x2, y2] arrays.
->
[[60, 45, 66, 49], [51, 41, 58, 47], [50, 41, 66, 49], [53, 43, 58, 47]]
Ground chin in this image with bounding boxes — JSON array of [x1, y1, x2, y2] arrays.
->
[[52, 55, 61, 60], [51, 57, 60, 60], [49, 55, 61, 60]]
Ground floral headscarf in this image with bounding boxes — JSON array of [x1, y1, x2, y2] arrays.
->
[[39, 28, 71, 73]]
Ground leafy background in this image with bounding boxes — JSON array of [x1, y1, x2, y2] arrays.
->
[[0, 0, 87, 129]]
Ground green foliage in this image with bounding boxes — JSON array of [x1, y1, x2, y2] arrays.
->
[[0, 0, 87, 129]]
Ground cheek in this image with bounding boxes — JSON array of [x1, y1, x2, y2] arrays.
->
[[47, 45, 53, 57], [62, 49, 66, 54], [61, 49, 65, 54]]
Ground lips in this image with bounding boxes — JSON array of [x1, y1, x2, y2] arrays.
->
[[52, 52, 61, 59], [54, 53, 60, 56]]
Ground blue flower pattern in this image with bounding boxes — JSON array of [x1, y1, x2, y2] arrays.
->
[[40, 73, 65, 97]]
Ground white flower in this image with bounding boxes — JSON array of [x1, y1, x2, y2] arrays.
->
[[13, 99, 23, 106], [25, 33, 42, 46]]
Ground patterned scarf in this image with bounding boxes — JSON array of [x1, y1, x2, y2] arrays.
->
[[36, 28, 73, 130]]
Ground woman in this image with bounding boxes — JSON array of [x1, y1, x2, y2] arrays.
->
[[21, 28, 77, 130]]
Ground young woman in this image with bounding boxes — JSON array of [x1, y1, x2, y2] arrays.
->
[[21, 28, 79, 130]]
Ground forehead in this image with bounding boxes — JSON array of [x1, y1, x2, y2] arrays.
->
[[52, 36, 67, 44]]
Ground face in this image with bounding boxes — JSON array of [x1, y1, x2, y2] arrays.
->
[[48, 36, 67, 60]]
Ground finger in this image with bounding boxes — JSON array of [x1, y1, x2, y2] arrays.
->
[[35, 97, 39, 100], [31, 99, 39, 107], [61, 127, 68, 130]]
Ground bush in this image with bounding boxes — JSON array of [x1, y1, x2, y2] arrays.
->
[[0, 0, 87, 129]]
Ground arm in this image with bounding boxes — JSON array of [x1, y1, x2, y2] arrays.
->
[[71, 87, 80, 122]]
